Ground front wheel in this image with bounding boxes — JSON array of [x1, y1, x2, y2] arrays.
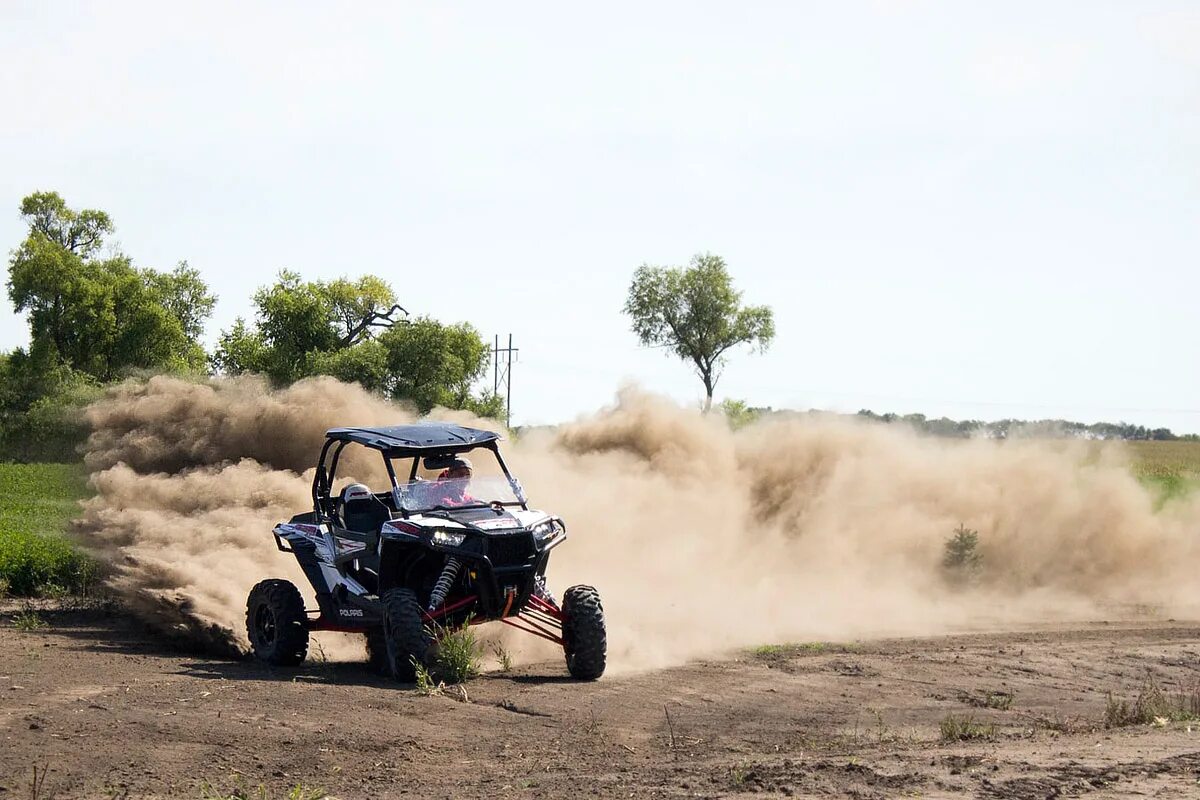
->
[[562, 585, 606, 680], [246, 579, 309, 666], [381, 588, 432, 682]]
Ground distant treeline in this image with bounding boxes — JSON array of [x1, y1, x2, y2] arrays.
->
[[854, 410, 1199, 441], [716, 400, 1200, 441]]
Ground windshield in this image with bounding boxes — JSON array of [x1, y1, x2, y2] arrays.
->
[[394, 476, 524, 513]]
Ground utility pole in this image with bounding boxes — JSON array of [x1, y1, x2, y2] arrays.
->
[[491, 334, 518, 428]]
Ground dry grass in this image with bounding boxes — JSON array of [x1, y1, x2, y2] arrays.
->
[[1104, 679, 1200, 728], [491, 641, 513, 673], [1125, 440, 1200, 478], [958, 689, 1014, 711], [198, 777, 331, 799], [939, 714, 997, 742]]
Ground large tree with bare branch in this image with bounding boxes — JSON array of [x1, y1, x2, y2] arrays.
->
[[213, 271, 502, 417]]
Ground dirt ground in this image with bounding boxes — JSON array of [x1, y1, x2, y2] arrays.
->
[[3, 604, 1200, 799]]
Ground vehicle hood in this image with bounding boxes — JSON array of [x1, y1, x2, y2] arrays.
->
[[406, 507, 550, 532]]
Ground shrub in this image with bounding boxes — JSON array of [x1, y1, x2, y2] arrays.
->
[[431, 621, 482, 684], [943, 524, 982, 581]]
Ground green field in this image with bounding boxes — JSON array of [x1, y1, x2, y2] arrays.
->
[[0, 462, 95, 596], [1123, 440, 1200, 505]]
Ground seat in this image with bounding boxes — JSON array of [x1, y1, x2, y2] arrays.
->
[[339, 483, 391, 534]]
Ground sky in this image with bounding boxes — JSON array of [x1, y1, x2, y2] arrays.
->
[[1, 2, 1197, 431]]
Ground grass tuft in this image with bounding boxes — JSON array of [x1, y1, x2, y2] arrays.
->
[[939, 714, 997, 742], [412, 659, 443, 696], [428, 620, 482, 685], [199, 778, 330, 799], [1104, 679, 1200, 728], [492, 641, 513, 673], [750, 641, 858, 658], [13, 605, 47, 632]]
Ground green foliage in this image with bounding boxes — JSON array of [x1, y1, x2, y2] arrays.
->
[[6, 192, 213, 382], [429, 620, 482, 684], [942, 524, 982, 580], [212, 318, 272, 376], [624, 253, 774, 410], [1128, 440, 1200, 506], [306, 340, 390, 394], [378, 317, 494, 414], [718, 398, 762, 430], [0, 463, 97, 596], [13, 605, 46, 632], [412, 658, 441, 695], [145, 261, 218, 341], [214, 271, 402, 383], [0, 353, 102, 461], [215, 273, 500, 417], [18, 191, 113, 256]]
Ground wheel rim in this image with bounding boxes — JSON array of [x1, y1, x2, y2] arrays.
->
[[255, 604, 277, 645]]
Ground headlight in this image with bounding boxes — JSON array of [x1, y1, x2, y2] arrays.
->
[[430, 529, 466, 548], [532, 519, 565, 543]]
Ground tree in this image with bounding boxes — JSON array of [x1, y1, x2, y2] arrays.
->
[[6, 192, 214, 381], [145, 261, 218, 341], [624, 253, 775, 410], [214, 273, 503, 417], [214, 271, 406, 383], [377, 317, 500, 415], [18, 191, 112, 257]]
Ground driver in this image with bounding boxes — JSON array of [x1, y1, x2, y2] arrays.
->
[[434, 456, 476, 506]]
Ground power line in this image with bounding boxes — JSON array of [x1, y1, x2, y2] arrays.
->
[[491, 334, 518, 428]]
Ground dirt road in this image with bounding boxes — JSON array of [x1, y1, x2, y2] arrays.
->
[[3, 604, 1200, 799]]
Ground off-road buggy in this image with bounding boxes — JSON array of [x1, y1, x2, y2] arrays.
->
[[245, 423, 606, 681]]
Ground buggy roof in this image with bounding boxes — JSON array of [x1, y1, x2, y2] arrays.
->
[[325, 423, 500, 454]]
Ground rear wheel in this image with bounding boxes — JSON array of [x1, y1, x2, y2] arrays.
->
[[246, 579, 309, 666], [562, 585, 606, 680], [381, 588, 431, 682]]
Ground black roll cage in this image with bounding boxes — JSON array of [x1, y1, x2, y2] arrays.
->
[[311, 437, 526, 523]]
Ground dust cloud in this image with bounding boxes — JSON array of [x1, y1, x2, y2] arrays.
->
[[74, 376, 1200, 668]]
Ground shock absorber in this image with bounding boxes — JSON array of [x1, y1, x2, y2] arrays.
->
[[427, 556, 462, 612]]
